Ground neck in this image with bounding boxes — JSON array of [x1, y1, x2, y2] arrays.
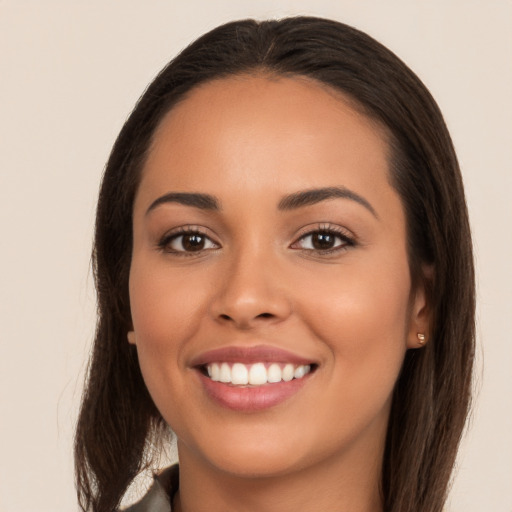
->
[[174, 431, 385, 512]]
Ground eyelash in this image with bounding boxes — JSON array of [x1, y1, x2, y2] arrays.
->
[[157, 224, 356, 257], [291, 224, 356, 255], [157, 226, 219, 257]]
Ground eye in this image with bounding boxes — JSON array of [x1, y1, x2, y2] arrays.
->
[[158, 229, 219, 254], [291, 226, 355, 254]]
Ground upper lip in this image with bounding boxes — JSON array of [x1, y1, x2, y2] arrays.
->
[[190, 345, 316, 367]]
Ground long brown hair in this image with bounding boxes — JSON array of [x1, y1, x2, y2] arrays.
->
[[75, 17, 475, 512]]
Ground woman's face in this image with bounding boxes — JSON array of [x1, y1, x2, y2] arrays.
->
[[129, 75, 427, 478]]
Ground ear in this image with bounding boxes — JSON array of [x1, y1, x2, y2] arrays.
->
[[127, 330, 137, 345], [406, 267, 432, 349]]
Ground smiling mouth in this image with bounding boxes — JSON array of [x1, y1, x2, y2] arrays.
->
[[200, 362, 317, 386]]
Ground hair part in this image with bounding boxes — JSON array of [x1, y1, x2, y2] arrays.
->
[[75, 17, 474, 512]]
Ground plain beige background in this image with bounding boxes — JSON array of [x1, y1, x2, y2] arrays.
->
[[0, 1, 511, 511]]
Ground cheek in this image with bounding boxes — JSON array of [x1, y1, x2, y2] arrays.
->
[[296, 254, 411, 400], [310, 277, 410, 350], [129, 260, 208, 348], [128, 260, 211, 406]]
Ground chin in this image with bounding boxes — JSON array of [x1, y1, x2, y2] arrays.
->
[[177, 423, 316, 479], [206, 447, 311, 479]]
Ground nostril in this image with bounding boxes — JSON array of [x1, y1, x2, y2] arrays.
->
[[218, 312, 273, 321]]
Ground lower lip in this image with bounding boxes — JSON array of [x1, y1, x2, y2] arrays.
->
[[196, 370, 311, 412]]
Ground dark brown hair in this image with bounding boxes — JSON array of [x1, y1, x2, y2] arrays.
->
[[75, 17, 475, 512]]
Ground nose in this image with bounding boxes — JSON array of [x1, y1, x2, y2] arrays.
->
[[209, 249, 292, 330]]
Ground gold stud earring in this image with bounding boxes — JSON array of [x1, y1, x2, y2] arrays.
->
[[417, 333, 426, 345]]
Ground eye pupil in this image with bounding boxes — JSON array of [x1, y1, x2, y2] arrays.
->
[[312, 232, 335, 249], [183, 234, 205, 251]]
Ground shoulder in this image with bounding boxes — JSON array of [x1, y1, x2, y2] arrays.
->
[[119, 465, 179, 512]]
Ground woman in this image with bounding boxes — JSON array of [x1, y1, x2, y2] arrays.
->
[[75, 17, 475, 512]]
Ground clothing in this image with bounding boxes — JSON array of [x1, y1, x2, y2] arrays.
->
[[121, 465, 178, 512], [120, 465, 446, 511]]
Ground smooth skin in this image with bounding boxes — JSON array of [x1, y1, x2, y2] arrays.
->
[[128, 75, 429, 512]]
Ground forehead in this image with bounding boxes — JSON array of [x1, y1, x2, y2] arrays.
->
[[139, 74, 395, 209]]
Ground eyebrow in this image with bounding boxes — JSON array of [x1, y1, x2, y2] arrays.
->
[[146, 186, 377, 218], [278, 186, 378, 218], [146, 192, 220, 215]]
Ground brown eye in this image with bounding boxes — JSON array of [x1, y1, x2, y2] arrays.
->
[[311, 232, 336, 250], [181, 234, 206, 251], [162, 231, 218, 253], [293, 229, 354, 253]]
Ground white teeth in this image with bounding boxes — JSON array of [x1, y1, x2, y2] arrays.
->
[[267, 363, 282, 383], [294, 365, 310, 379], [210, 363, 220, 381], [231, 363, 248, 385], [219, 363, 231, 383], [282, 364, 294, 382], [205, 362, 312, 386], [248, 363, 267, 385]]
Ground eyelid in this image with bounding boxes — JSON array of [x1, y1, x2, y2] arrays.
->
[[156, 223, 355, 256], [157, 225, 221, 254], [290, 223, 356, 253]]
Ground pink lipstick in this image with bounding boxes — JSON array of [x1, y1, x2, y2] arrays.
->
[[190, 345, 317, 412]]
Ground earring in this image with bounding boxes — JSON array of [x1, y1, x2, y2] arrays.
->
[[417, 333, 426, 345]]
